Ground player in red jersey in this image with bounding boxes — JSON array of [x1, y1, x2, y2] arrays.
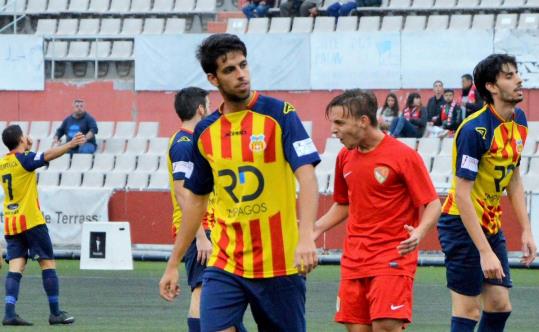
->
[[314, 90, 441, 332]]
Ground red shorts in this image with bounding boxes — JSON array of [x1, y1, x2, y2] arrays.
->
[[335, 275, 413, 325]]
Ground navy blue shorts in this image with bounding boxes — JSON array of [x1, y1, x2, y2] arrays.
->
[[200, 268, 306, 332], [184, 230, 211, 291], [438, 214, 512, 296], [5, 224, 54, 261]]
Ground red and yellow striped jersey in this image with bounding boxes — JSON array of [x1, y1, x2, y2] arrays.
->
[[184, 92, 320, 278], [442, 104, 527, 235], [0, 151, 48, 235]]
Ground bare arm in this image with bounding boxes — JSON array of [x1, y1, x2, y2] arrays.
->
[[85, 131, 95, 141], [313, 202, 349, 240], [455, 177, 505, 279], [295, 164, 319, 274], [397, 198, 441, 255], [44, 133, 86, 162], [506, 169, 537, 266]]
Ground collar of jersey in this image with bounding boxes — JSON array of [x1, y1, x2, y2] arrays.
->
[[218, 91, 259, 114], [488, 104, 515, 123]]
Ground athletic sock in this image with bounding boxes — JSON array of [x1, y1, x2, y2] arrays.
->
[[4, 272, 22, 319], [42, 269, 60, 316], [187, 317, 201, 332], [451, 316, 477, 332], [478, 311, 511, 332]]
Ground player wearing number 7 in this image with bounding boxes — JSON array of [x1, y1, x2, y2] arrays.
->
[[438, 54, 537, 332], [0, 125, 84, 326]]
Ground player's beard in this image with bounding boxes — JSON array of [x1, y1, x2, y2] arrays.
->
[[500, 89, 523, 105], [220, 85, 250, 103]]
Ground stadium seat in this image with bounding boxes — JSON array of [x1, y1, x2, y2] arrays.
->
[[429, 173, 448, 184], [82, 171, 105, 187], [518, 14, 539, 30], [496, 14, 517, 29], [103, 172, 127, 189], [68, 0, 89, 12], [46, 0, 68, 12], [29, 121, 50, 139], [109, 0, 130, 12], [9, 121, 29, 134], [152, 0, 174, 11], [403, 15, 426, 31], [359, 16, 380, 31], [523, 138, 538, 156], [195, 0, 216, 12], [114, 154, 137, 172], [164, 18, 187, 33], [157, 155, 169, 172], [316, 172, 329, 194], [479, 0, 502, 7], [502, 0, 525, 6], [143, 18, 165, 34], [137, 154, 159, 172], [89, 41, 112, 58], [110, 41, 134, 59], [324, 137, 343, 154], [0, 121, 6, 133], [472, 14, 494, 29], [38, 171, 60, 187], [421, 155, 432, 172], [3, 0, 26, 12], [268, 17, 291, 33], [525, 0, 539, 7], [125, 138, 148, 154], [302, 121, 313, 136], [417, 138, 441, 156], [103, 138, 126, 154], [455, 0, 478, 7], [35, 19, 57, 35], [78, 19, 99, 35], [427, 15, 449, 30], [431, 155, 452, 176], [88, 0, 109, 12], [67, 41, 90, 59], [148, 137, 169, 155], [57, 19, 79, 35], [148, 172, 169, 189], [174, 0, 195, 11], [433, 0, 455, 8], [522, 174, 539, 192], [227, 18, 247, 34], [389, 0, 411, 8], [519, 156, 529, 175], [50, 121, 63, 137], [37, 138, 53, 152], [100, 18, 122, 35], [60, 171, 82, 187], [248, 18, 269, 33], [136, 122, 159, 138], [439, 138, 453, 155], [321, 0, 339, 10], [528, 121, 539, 133], [0, 144, 8, 155], [114, 121, 136, 138], [336, 16, 358, 32], [313, 17, 335, 32], [126, 173, 149, 190], [26, 0, 47, 13], [70, 154, 93, 172], [121, 18, 143, 35], [449, 14, 471, 30], [47, 154, 70, 171], [130, 0, 151, 12], [411, 0, 433, 8], [291, 17, 314, 33], [397, 137, 416, 150], [381, 16, 403, 31], [92, 153, 115, 171]]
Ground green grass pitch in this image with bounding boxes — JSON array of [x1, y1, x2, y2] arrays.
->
[[0, 261, 538, 331]]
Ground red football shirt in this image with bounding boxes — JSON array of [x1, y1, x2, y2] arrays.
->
[[333, 135, 437, 279]]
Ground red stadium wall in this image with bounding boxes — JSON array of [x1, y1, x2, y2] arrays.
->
[[1, 81, 538, 151], [109, 191, 524, 251]]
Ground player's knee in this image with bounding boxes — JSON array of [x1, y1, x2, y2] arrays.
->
[[372, 319, 404, 332], [39, 259, 56, 270], [486, 297, 512, 313]]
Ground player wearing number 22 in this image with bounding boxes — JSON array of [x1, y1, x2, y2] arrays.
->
[[159, 33, 321, 332], [438, 54, 536, 332], [0, 125, 81, 326]]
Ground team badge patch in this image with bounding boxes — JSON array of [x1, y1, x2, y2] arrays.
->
[[178, 136, 191, 142], [374, 166, 389, 184], [249, 134, 266, 152], [283, 102, 296, 114], [475, 127, 487, 140], [516, 139, 523, 153]]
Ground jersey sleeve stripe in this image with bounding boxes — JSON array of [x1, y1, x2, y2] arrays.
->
[[220, 117, 232, 159], [269, 212, 286, 273], [241, 112, 254, 162], [249, 219, 264, 278], [264, 117, 276, 163], [200, 129, 213, 158], [232, 223, 245, 275]]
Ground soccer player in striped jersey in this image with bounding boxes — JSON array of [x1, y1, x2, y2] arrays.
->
[[315, 90, 441, 332], [438, 54, 537, 332], [165, 87, 214, 332], [159, 33, 321, 331], [0, 125, 83, 326]]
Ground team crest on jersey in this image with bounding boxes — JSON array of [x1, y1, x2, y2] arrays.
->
[[516, 139, 523, 153], [283, 102, 296, 114], [374, 166, 389, 184], [249, 134, 266, 152], [178, 136, 191, 142], [475, 127, 487, 140]]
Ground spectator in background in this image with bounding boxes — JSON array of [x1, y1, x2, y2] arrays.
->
[[426, 80, 446, 123], [53, 99, 98, 154], [435, 89, 462, 133], [327, 0, 381, 19], [377, 93, 399, 132], [461, 74, 484, 118], [243, 0, 274, 18], [390, 92, 427, 138], [280, 0, 319, 17]]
